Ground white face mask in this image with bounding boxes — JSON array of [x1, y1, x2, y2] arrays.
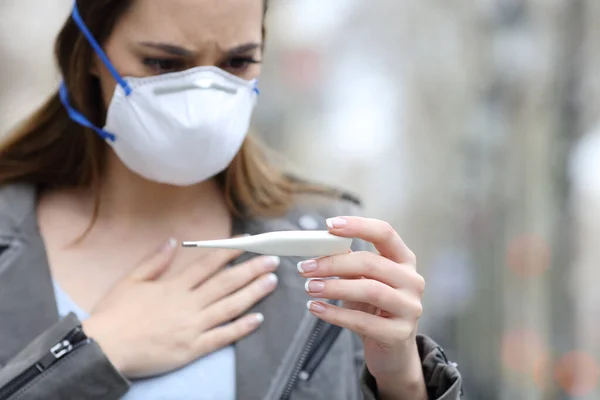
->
[[103, 67, 257, 185], [59, 3, 259, 186]]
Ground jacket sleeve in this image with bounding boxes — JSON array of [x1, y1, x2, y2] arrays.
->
[[0, 313, 129, 400], [356, 334, 463, 400]]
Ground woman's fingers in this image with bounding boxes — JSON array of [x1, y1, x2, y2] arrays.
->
[[194, 313, 265, 356], [173, 248, 244, 289], [194, 255, 280, 307], [326, 217, 416, 265], [304, 278, 423, 319], [298, 251, 422, 291], [198, 272, 278, 330], [306, 301, 414, 347], [129, 238, 178, 282]]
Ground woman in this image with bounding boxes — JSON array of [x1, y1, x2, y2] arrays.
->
[[0, 1, 462, 399]]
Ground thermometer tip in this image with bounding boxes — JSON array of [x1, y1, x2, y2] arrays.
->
[[181, 242, 198, 247]]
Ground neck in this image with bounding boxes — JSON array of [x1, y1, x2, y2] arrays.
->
[[93, 151, 228, 226], [38, 151, 233, 250]]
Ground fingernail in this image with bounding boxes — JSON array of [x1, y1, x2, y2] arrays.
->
[[307, 301, 327, 314], [264, 256, 281, 271], [160, 238, 178, 252], [297, 259, 318, 273], [305, 279, 325, 293], [261, 273, 278, 290], [249, 313, 265, 327], [326, 217, 347, 229]]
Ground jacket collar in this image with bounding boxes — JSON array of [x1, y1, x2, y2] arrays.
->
[[0, 184, 59, 364], [0, 183, 330, 400]]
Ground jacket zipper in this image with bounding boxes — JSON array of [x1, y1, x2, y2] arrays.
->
[[0, 327, 89, 400], [280, 303, 344, 400], [280, 319, 326, 400], [298, 325, 342, 382]]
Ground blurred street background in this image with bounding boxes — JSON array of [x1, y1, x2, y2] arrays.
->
[[1, 0, 599, 399]]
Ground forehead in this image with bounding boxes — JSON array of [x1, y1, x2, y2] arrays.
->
[[116, 0, 263, 47]]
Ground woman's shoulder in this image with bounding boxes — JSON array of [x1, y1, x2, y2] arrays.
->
[[0, 183, 37, 233], [286, 175, 364, 222]]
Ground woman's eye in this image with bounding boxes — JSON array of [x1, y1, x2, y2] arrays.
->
[[142, 58, 184, 74], [223, 57, 261, 72]]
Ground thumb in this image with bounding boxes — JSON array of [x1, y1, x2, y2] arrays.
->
[[129, 238, 178, 281]]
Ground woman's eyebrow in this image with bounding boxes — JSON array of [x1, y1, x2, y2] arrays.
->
[[138, 42, 197, 57], [225, 42, 262, 56], [137, 42, 262, 57]]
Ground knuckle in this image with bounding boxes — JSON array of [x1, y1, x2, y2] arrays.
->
[[413, 301, 424, 319], [231, 319, 252, 339], [234, 322, 250, 338], [363, 280, 384, 304], [349, 317, 371, 335], [225, 299, 246, 317], [173, 334, 194, 354], [414, 273, 426, 295], [320, 256, 335, 274], [224, 322, 242, 340], [362, 252, 379, 275], [239, 288, 264, 312], [382, 222, 397, 241], [407, 250, 417, 265]]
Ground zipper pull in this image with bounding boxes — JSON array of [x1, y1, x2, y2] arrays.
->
[[298, 371, 310, 381], [37, 340, 74, 371], [0, 327, 89, 400], [51, 340, 74, 359]]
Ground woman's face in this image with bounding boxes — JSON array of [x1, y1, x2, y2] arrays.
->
[[96, 0, 264, 107]]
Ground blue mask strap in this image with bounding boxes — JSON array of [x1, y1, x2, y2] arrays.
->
[[253, 80, 260, 95], [59, 82, 116, 142], [72, 1, 132, 96]]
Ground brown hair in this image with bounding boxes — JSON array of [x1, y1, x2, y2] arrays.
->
[[0, 0, 328, 221]]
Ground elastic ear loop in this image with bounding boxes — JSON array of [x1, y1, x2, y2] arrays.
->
[[253, 80, 260, 95], [60, 0, 132, 142], [72, 0, 131, 96], [59, 83, 116, 142]]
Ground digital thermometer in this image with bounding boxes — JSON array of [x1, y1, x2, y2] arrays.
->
[[182, 231, 352, 257]]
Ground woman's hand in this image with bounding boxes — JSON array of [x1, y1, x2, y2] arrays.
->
[[83, 238, 279, 379], [298, 217, 428, 400]]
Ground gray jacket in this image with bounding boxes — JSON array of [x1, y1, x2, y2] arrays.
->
[[0, 184, 462, 400]]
